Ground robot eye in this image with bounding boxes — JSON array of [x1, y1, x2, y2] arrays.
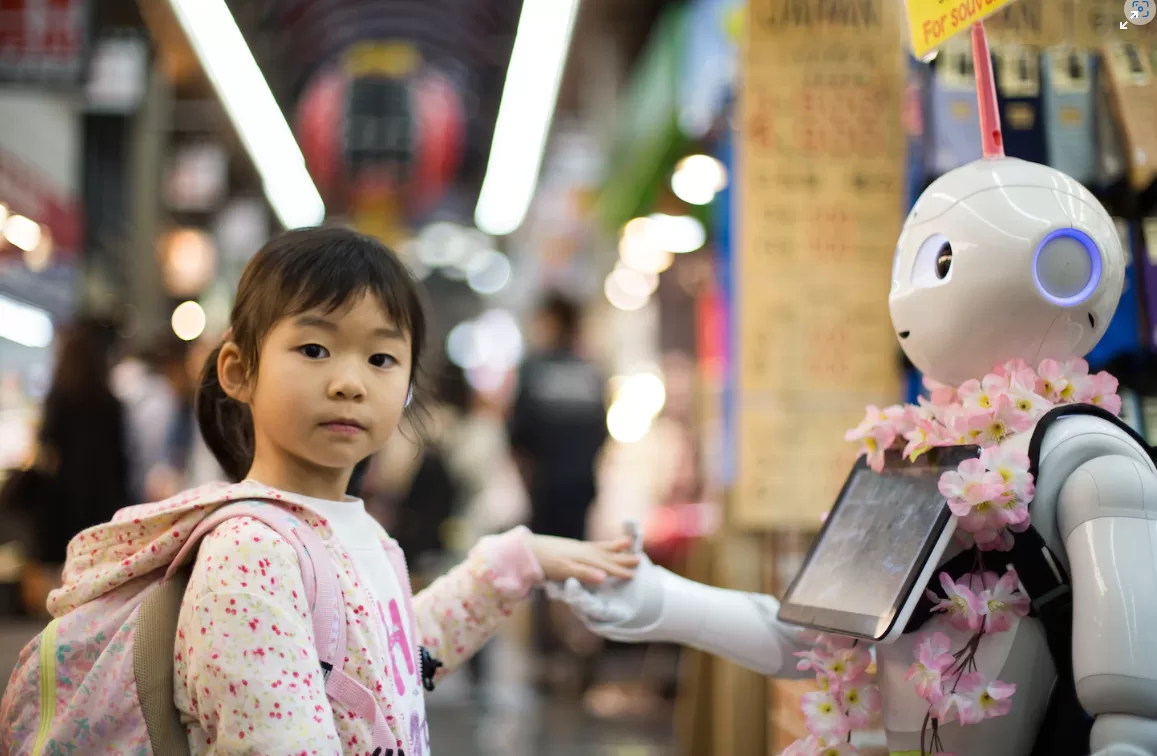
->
[[911, 234, 953, 287], [936, 244, 953, 279], [1032, 228, 1101, 307]]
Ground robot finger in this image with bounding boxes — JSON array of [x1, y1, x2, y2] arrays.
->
[[622, 520, 643, 554], [542, 580, 568, 601]]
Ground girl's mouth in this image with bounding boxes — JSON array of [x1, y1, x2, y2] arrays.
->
[[320, 420, 366, 435]]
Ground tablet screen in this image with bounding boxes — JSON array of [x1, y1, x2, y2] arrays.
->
[[779, 446, 979, 640]]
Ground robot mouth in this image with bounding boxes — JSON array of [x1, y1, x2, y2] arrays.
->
[[898, 330, 911, 339]]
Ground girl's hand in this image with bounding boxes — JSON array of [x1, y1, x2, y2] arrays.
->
[[526, 533, 640, 585]]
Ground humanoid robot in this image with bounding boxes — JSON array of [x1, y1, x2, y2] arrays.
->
[[552, 24, 1157, 756]]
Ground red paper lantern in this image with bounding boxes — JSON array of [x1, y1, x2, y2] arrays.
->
[[295, 53, 465, 225]]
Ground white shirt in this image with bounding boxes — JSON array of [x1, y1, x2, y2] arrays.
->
[[287, 490, 430, 754]]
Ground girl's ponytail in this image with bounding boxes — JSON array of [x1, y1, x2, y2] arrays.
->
[[194, 344, 254, 482]]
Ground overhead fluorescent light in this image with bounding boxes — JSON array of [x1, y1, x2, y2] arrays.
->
[[0, 294, 54, 348], [166, 0, 324, 229], [474, 0, 580, 237]]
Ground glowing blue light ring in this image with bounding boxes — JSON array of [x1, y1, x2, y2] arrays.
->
[[1032, 228, 1101, 307]]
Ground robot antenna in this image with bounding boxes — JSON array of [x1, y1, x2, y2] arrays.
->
[[971, 22, 1004, 159]]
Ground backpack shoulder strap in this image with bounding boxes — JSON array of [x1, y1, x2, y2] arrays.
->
[[167, 502, 347, 669], [137, 501, 348, 756], [143, 501, 399, 752]]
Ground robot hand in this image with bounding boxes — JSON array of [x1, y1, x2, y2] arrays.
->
[[544, 521, 667, 640], [545, 521, 813, 677]]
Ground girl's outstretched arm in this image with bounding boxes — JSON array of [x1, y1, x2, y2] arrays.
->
[[410, 526, 544, 679], [175, 517, 343, 754], [410, 527, 637, 680]]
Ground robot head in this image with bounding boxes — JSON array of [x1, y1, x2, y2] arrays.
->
[[889, 158, 1124, 385], [888, 22, 1124, 386]]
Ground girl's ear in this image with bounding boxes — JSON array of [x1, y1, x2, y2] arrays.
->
[[217, 342, 252, 403]]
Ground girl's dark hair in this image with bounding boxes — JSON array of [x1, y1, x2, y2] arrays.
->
[[195, 227, 427, 481]]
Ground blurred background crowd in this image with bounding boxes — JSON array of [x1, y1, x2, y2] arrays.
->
[[0, 0, 1154, 753]]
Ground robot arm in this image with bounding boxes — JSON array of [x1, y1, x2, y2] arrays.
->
[[548, 546, 813, 678], [1057, 452, 1157, 756]]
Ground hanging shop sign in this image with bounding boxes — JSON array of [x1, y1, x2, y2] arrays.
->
[[927, 0, 1156, 51], [906, 0, 1019, 58], [0, 0, 90, 87], [904, 0, 1017, 59], [735, 0, 905, 530]]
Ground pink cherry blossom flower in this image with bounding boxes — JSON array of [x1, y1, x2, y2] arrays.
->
[[1005, 378, 1052, 420], [1040, 359, 1093, 403], [958, 570, 998, 594], [905, 632, 955, 702], [821, 646, 872, 686], [979, 446, 1034, 502], [927, 572, 985, 631], [795, 646, 835, 675], [970, 395, 1033, 447], [846, 406, 897, 472], [994, 496, 1029, 529], [1036, 359, 1069, 403], [938, 458, 1005, 502], [993, 358, 1031, 380], [953, 674, 1017, 723], [942, 459, 1009, 535], [958, 374, 1009, 411], [931, 677, 962, 724], [903, 415, 943, 461], [801, 690, 849, 738], [980, 569, 1030, 632], [884, 403, 911, 432], [943, 406, 988, 445], [1063, 359, 1096, 403], [950, 494, 1011, 535], [1089, 371, 1122, 416], [839, 679, 882, 728]]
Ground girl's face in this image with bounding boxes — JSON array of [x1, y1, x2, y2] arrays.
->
[[238, 293, 412, 477]]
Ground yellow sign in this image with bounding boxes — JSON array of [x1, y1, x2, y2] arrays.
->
[[344, 42, 420, 78], [906, 0, 1017, 59]]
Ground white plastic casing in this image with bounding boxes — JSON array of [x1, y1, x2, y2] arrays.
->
[[889, 157, 1125, 385]]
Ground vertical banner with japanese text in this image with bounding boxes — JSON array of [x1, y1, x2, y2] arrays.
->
[[735, 0, 906, 529]]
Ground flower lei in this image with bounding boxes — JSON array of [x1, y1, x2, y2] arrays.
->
[[780, 358, 1122, 756]]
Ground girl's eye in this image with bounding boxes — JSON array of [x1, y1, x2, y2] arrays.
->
[[299, 344, 329, 359], [369, 353, 397, 368]]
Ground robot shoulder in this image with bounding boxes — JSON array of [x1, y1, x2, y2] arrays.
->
[[1031, 413, 1157, 554]]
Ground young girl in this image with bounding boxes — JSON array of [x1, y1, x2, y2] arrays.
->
[[36, 227, 638, 755]]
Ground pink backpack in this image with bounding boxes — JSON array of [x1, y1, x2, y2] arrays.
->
[[0, 484, 409, 755]]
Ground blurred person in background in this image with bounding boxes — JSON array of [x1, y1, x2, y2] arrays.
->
[[509, 292, 609, 693], [112, 333, 193, 500], [8, 317, 132, 615], [111, 337, 178, 500]]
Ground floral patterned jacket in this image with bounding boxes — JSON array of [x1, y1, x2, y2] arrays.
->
[[43, 481, 544, 755]]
